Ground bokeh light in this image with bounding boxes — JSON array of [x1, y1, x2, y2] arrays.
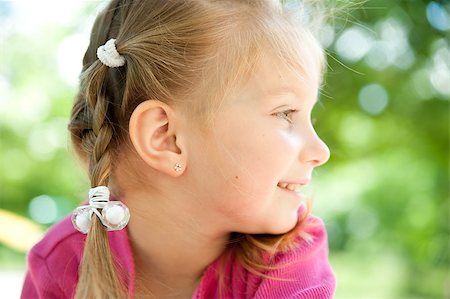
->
[[426, 2, 450, 31], [28, 195, 58, 224], [358, 83, 389, 115]]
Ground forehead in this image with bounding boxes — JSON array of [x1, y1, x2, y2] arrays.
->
[[263, 85, 319, 105], [245, 54, 320, 105]]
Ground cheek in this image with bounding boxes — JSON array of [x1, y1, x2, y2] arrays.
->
[[206, 131, 303, 233], [220, 122, 301, 182], [211, 112, 300, 191], [240, 129, 301, 180], [217, 130, 296, 204], [221, 132, 276, 183]]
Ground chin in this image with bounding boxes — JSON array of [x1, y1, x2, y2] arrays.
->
[[264, 215, 299, 235]]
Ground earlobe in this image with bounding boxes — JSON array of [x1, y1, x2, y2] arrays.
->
[[128, 100, 186, 177]]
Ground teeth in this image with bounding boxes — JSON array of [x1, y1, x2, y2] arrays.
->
[[279, 182, 288, 188], [286, 184, 295, 191], [278, 183, 302, 191], [287, 184, 301, 191]]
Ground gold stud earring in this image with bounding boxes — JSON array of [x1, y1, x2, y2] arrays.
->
[[173, 163, 182, 172]]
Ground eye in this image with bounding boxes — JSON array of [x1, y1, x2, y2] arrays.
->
[[275, 109, 299, 124]]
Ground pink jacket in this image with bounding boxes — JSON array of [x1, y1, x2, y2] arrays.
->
[[21, 204, 336, 298]]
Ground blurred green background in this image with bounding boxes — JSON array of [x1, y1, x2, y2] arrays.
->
[[0, 0, 448, 298]]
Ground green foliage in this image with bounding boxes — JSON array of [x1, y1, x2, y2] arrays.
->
[[0, 0, 448, 298]]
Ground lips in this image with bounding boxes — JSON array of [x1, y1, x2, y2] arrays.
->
[[288, 178, 310, 185]]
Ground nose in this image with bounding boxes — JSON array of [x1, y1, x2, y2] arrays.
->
[[299, 128, 330, 167]]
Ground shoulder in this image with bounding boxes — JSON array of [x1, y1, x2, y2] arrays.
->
[[21, 212, 134, 299], [21, 214, 85, 299], [255, 214, 337, 298], [278, 214, 332, 264], [30, 214, 85, 259], [206, 213, 337, 299]]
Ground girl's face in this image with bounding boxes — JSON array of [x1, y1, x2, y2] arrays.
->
[[187, 54, 330, 235]]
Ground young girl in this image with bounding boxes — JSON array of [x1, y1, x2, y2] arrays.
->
[[21, 0, 336, 298]]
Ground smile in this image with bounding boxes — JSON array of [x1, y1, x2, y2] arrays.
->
[[277, 184, 305, 201]]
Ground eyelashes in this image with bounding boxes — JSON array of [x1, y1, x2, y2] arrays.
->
[[275, 109, 299, 124]]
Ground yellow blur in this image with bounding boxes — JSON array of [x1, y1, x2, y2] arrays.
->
[[0, 209, 44, 252]]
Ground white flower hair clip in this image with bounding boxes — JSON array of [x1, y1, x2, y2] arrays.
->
[[96, 38, 125, 68], [71, 186, 130, 234]]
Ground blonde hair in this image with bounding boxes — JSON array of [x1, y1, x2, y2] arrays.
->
[[67, 0, 327, 298]]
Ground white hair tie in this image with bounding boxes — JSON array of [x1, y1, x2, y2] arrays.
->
[[96, 38, 126, 68], [71, 186, 130, 234]]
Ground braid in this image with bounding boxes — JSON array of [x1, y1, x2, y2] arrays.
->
[[69, 61, 128, 299], [84, 65, 114, 187]]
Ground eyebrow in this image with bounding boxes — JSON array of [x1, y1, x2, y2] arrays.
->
[[264, 86, 319, 105]]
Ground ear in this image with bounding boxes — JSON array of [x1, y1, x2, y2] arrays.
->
[[128, 100, 187, 177]]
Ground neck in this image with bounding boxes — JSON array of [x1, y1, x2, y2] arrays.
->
[[124, 190, 231, 295], [133, 261, 203, 299]]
